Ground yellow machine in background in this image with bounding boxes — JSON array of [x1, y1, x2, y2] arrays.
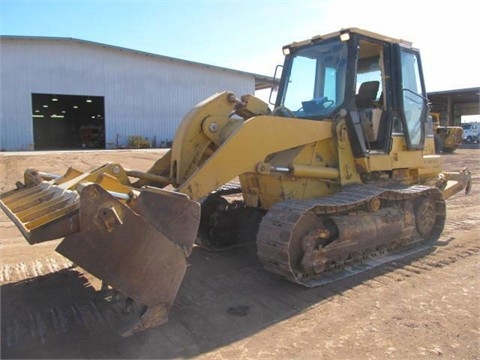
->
[[430, 112, 463, 153], [0, 28, 471, 336]]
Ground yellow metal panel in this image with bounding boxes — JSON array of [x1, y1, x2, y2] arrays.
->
[[25, 202, 79, 231], [424, 137, 436, 155], [335, 120, 361, 184], [178, 116, 334, 200], [365, 155, 392, 171], [16, 196, 73, 222], [240, 138, 340, 209], [171, 92, 237, 185], [291, 165, 339, 179], [57, 163, 131, 190], [418, 155, 442, 178], [96, 173, 134, 195], [395, 150, 423, 168], [54, 167, 84, 185]]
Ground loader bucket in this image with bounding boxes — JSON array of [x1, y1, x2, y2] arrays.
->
[[1, 164, 201, 335], [56, 183, 200, 333]]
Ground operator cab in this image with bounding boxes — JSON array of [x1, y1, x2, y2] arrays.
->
[[275, 28, 429, 157]]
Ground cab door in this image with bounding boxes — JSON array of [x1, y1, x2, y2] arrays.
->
[[398, 47, 429, 149]]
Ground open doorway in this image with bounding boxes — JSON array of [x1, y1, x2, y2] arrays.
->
[[32, 93, 105, 150]]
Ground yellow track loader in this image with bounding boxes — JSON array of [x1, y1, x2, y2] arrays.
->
[[430, 112, 463, 153], [0, 28, 471, 336]]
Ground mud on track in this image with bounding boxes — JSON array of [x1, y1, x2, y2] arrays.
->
[[1, 149, 479, 359]]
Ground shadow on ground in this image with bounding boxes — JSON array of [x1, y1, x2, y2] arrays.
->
[[1, 243, 435, 359]]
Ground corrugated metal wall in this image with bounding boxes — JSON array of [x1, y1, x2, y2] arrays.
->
[[0, 38, 255, 150]]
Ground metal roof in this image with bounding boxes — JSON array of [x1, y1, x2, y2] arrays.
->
[[428, 87, 480, 124], [428, 87, 480, 105], [0, 35, 273, 91]]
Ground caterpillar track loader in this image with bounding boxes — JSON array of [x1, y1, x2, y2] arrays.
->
[[0, 28, 471, 336], [431, 112, 463, 153]]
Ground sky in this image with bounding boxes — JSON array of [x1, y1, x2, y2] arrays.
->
[[1, 0, 479, 95]]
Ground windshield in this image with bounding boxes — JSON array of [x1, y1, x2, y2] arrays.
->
[[280, 39, 348, 119]]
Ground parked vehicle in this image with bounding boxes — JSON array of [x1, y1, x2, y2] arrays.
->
[[461, 122, 479, 144], [430, 112, 463, 153], [0, 27, 472, 337]]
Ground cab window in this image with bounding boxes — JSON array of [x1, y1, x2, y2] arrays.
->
[[400, 49, 427, 147]]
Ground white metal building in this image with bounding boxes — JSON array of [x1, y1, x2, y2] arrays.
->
[[0, 36, 271, 151]]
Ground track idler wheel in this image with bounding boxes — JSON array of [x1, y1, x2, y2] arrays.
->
[[415, 197, 436, 237], [413, 189, 445, 243]]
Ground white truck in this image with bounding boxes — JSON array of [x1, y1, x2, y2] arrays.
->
[[461, 122, 479, 144]]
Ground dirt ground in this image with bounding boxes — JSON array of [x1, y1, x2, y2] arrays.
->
[[0, 148, 479, 359]]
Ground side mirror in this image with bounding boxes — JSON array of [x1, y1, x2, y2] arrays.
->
[[269, 64, 283, 106]]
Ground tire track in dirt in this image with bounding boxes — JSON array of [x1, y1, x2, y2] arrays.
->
[[3, 299, 107, 348], [1, 267, 126, 356], [2, 231, 477, 356], [0, 257, 73, 283], [369, 230, 478, 284]]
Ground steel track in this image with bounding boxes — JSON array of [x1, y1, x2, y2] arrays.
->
[[256, 184, 446, 287]]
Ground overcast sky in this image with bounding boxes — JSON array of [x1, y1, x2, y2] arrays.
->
[[1, 0, 479, 93]]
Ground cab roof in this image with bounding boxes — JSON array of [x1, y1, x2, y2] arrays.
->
[[285, 28, 414, 50]]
